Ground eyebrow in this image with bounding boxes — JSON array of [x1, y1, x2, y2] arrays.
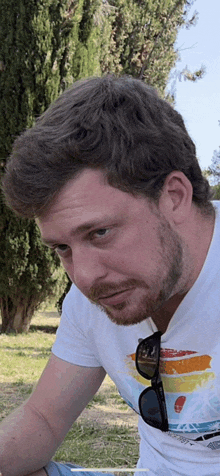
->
[[41, 218, 111, 245]]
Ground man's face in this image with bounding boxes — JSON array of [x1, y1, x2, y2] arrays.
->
[[38, 169, 184, 326]]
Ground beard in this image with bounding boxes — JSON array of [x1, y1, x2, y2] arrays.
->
[[87, 217, 184, 326]]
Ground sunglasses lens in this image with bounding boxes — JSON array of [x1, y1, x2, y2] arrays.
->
[[139, 387, 163, 429], [136, 337, 160, 379]]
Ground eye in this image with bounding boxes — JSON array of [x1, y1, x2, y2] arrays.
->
[[54, 244, 70, 257], [90, 228, 110, 240], [95, 228, 108, 236]]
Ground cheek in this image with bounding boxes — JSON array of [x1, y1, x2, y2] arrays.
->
[[108, 231, 159, 269], [59, 258, 74, 281], [103, 245, 155, 276]]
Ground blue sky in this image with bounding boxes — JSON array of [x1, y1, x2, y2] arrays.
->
[[167, 0, 220, 171]]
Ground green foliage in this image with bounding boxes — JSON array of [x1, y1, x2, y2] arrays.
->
[[98, 0, 198, 97], [208, 147, 220, 199], [3, 218, 64, 301], [0, 207, 68, 333], [202, 122, 220, 200], [209, 148, 220, 183], [56, 275, 72, 314], [0, 0, 76, 333], [180, 65, 206, 83], [73, 0, 99, 76], [59, 0, 196, 97], [203, 119, 220, 188], [212, 184, 220, 200], [0, 0, 81, 162]]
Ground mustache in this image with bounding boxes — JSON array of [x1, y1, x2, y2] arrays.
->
[[88, 278, 148, 302]]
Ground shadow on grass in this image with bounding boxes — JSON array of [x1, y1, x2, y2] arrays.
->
[[29, 324, 58, 334], [1, 345, 52, 352], [0, 323, 58, 335]]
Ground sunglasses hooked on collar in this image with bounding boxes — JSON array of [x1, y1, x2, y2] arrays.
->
[[135, 331, 169, 432]]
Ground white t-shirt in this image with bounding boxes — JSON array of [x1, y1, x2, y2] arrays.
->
[[52, 201, 220, 476]]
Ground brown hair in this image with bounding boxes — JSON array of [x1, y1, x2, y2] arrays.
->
[[2, 74, 213, 218]]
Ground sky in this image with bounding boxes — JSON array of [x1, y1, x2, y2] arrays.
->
[[167, 0, 220, 171]]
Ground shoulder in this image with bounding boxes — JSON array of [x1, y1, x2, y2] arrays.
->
[[62, 283, 106, 327], [63, 283, 92, 310]]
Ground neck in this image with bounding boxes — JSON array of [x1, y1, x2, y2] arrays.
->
[[151, 293, 187, 334], [152, 207, 216, 334]]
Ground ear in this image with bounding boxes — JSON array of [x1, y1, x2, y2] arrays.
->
[[158, 171, 193, 224]]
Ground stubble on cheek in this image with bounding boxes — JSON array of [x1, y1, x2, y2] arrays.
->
[[88, 217, 184, 326]]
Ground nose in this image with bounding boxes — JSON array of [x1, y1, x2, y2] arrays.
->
[[67, 246, 108, 293]]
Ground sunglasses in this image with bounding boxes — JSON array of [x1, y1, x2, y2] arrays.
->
[[135, 331, 168, 431]]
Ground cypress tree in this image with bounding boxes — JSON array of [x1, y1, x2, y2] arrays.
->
[[0, 0, 82, 333], [103, 0, 190, 95]]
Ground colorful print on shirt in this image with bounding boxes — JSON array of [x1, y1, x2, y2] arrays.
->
[[126, 344, 220, 435]]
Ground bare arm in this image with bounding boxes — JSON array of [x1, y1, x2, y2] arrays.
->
[[0, 353, 106, 476]]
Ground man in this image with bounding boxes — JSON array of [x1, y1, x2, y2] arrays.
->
[[1, 75, 220, 476]]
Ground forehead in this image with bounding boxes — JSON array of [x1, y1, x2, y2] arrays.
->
[[44, 169, 149, 217], [56, 169, 131, 211], [37, 169, 155, 239]]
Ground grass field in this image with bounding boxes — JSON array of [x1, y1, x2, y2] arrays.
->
[[0, 308, 140, 475]]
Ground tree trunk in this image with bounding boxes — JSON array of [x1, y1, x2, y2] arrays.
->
[[0, 296, 37, 334]]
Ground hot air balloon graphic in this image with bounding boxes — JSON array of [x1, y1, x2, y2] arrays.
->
[[127, 344, 218, 433], [159, 348, 215, 415]]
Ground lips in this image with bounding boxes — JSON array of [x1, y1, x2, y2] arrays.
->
[[98, 288, 134, 306]]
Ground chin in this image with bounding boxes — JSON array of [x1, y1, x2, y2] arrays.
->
[[101, 301, 151, 326], [100, 289, 174, 326]]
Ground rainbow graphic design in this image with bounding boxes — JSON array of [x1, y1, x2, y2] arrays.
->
[[127, 346, 220, 434]]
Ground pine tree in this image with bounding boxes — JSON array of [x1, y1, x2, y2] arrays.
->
[[99, 0, 198, 97], [203, 121, 220, 197], [209, 148, 220, 183], [208, 145, 220, 200], [64, 0, 194, 96], [0, 0, 82, 333]]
